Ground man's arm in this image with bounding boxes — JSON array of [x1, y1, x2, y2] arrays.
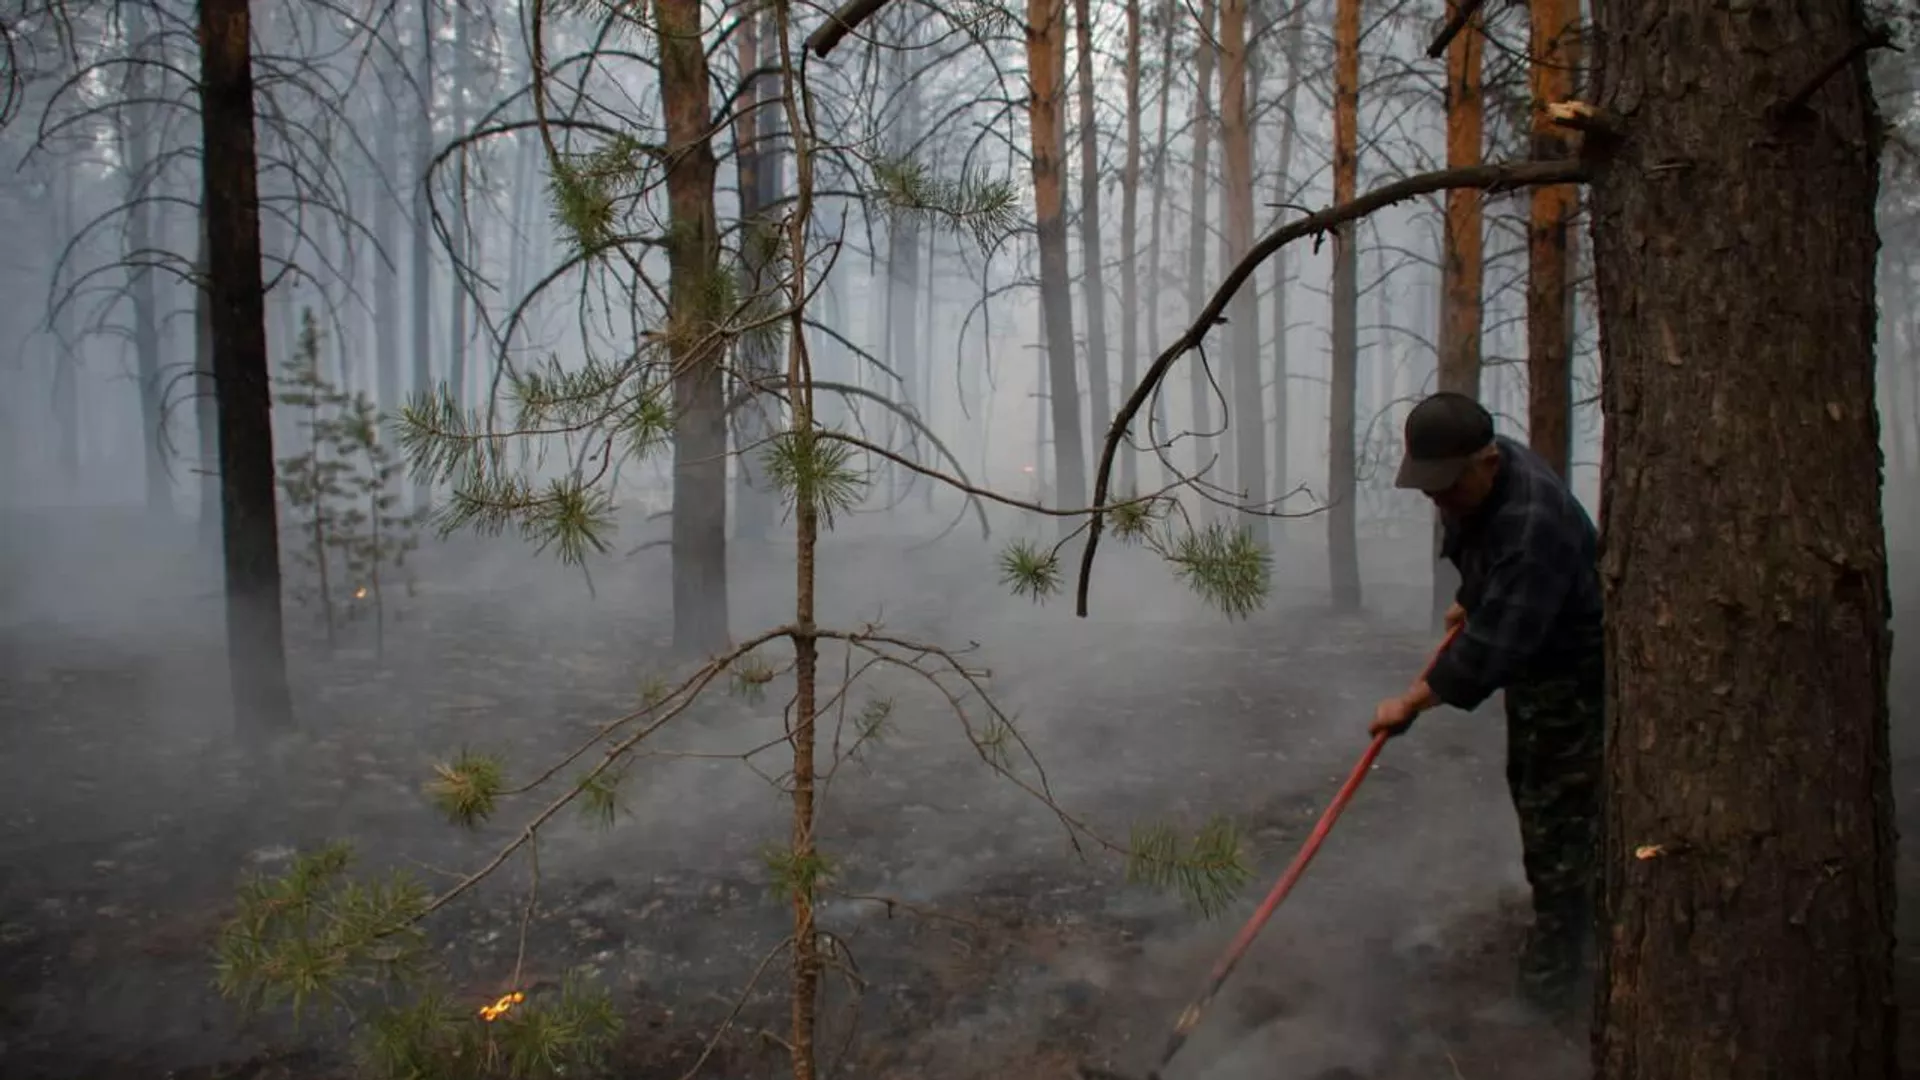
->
[[1423, 542, 1576, 712]]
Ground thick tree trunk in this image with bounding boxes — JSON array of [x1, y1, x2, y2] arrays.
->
[[1589, 0, 1898, 1074], [1072, 0, 1113, 479], [199, 0, 293, 734], [1431, 0, 1484, 626], [411, 0, 435, 510], [1526, 0, 1578, 478], [1218, 0, 1263, 542], [659, 0, 731, 654], [1184, 0, 1216, 508], [1117, 0, 1142, 496], [1028, 0, 1086, 523], [1326, 0, 1361, 611]]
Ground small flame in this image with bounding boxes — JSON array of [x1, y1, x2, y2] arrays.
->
[[353, 586, 368, 600], [479, 991, 524, 1022]]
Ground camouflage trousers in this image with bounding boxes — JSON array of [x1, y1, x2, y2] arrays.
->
[[1503, 659, 1605, 1011]]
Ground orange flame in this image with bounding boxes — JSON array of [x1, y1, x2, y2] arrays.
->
[[353, 586, 368, 600], [479, 991, 524, 1022]]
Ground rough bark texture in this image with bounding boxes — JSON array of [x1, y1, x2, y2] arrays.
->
[[1028, 0, 1087, 522], [198, 0, 294, 733], [1072, 0, 1113, 477], [1117, 0, 1142, 496], [1432, 0, 1484, 626], [1588, 0, 1898, 1075], [1526, 0, 1578, 479], [659, 0, 731, 655], [1183, 0, 1216, 510], [1218, 0, 1264, 543], [1326, 0, 1361, 611]]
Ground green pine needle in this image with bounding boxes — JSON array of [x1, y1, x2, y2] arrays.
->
[[762, 430, 865, 528], [997, 538, 1062, 603], [1166, 522, 1272, 621], [1125, 815, 1252, 919], [425, 749, 507, 828]]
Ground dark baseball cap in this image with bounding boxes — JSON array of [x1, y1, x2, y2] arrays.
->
[[1395, 392, 1495, 493]]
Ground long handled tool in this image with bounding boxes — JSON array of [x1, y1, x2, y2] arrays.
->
[[1082, 625, 1463, 1080]]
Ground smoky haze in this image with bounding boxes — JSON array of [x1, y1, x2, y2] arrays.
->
[[0, 1, 1916, 1079]]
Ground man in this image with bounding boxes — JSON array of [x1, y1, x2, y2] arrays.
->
[[1369, 391, 1605, 1017]]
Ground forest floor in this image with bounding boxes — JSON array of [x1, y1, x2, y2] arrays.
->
[[0, 508, 1915, 1080]]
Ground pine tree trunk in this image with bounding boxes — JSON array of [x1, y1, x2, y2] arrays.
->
[[195, 209, 221, 538], [1590, 0, 1898, 1073], [732, 7, 779, 542], [1183, 0, 1216, 510], [1431, 0, 1484, 626], [1144, 0, 1175, 488], [659, 0, 730, 654], [52, 175, 81, 487], [1028, 0, 1086, 523], [1072, 0, 1113, 481], [1326, 0, 1361, 611], [410, 0, 435, 510], [448, 1, 470, 414], [1266, 13, 1305, 510], [123, 4, 170, 516], [199, 0, 293, 734], [1218, 0, 1263, 543], [1117, 0, 1142, 497], [1526, 0, 1578, 478], [375, 61, 401, 419]]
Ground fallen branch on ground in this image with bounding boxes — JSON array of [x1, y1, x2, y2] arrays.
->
[[1073, 157, 1593, 618]]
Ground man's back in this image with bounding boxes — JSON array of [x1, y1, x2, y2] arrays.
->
[[1442, 435, 1603, 682]]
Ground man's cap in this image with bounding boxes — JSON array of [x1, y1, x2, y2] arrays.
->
[[1395, 392, 1495, 492]]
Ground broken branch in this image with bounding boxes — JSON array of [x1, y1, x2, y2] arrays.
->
[[1772, 26, 1900, 120], [1073, 158, 1592, 618], [805, 0, 896, 58], [1424, 0, 1488, 60]]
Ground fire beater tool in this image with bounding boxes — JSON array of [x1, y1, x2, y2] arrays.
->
[[1080, 625, 1463, 1080]]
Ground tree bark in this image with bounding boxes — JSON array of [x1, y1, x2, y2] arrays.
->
[[448, 0, 470, 414], [410, 0, 435, 510], [1184, 0, 1217, 510], [1117, 0, 1142, 496], [1218, 0, 1263, 543], [123, 4, 171, 516], [198, 0, 294, 734], [659, 0, 731, 654], [375, 60, 401, 418], [195, 208, 221, 538], [1525, 0, 1578, 478], [1027, 0, 1086, 523], [1431, 0, 1484, 626], [1144, 0, 1175, 488], [1072, 0, 1113, 479], [1326, 0, 1361, 611], [1589, 0, 1898, 1074], [1266, 12, 1306, 511], [732, 6, 781, 541]]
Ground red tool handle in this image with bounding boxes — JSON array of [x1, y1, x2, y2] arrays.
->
[[1146, 623, 1464, 1078]]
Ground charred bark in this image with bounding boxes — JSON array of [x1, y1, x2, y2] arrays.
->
[[1589, 0, 1898, 1074], [199, 0, 294, 733], [660, 0, 731, 654]]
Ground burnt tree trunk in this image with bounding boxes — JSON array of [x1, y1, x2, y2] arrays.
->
[[198, 0, 294, 733], [1588, 0, 1898, 1074], [659, 0, 730, 654]]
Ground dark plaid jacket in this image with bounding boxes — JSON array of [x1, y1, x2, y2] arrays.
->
[[1425, 435, 1604, 711]]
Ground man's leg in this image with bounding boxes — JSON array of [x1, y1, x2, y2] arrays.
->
[[1504, 670, 1604, 1012]]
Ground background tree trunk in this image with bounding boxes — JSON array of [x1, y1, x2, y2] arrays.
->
[[1218, 0, 1263, 542], [1266, 9, 1306, 511], [1526, 0, 1578, 478], [1431, 0, 1484, 627], [732, 6, 781, 542], [1144, 0, 1175, 488], [122, 4, 170, 516], [1326, 0, 1361, 611], [410, 0, 435, 510], [1589, 0, 1898, 1074], [199, 0, 294, 734], [1117, 0, 1142, 496], [1184, 0, 1217, 511], [1073, 0, 1113, 475], [659, 0, 730, 654], [1027, 0, 1086, 524]]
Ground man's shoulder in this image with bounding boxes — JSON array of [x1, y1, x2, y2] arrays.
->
[[1491, 439, 1594, 541]]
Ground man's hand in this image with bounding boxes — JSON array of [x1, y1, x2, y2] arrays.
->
[[1369, 679, 1440, 738], [1444, 601, 1467, 631]]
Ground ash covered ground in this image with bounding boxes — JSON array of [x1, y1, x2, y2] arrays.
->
[[1, 507, 1915, 1080]]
